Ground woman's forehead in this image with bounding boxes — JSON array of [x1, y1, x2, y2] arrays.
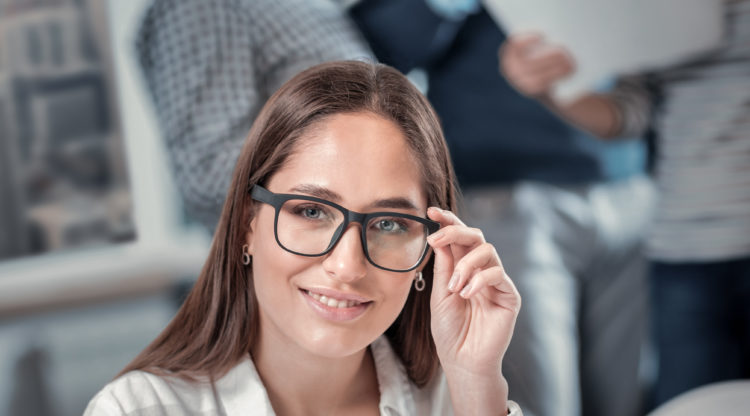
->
[[268, 112, 428, 209]]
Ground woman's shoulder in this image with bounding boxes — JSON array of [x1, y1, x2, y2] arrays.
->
[[83, 370, 216, 415], [84, 356, 273, 416]]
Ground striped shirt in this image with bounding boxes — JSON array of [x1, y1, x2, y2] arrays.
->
[[136, 0, 372, 231], [616, 0, 750, 262]]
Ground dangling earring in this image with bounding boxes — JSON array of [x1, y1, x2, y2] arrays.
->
[[242, 244, 252, 266], [414, 271, 425, 292]]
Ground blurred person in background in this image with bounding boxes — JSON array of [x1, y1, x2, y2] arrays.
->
[[501, 0, 750, 408], [136, 0, 372, 232], [84, 61, 523, 416], [349, 1, 654, 415]]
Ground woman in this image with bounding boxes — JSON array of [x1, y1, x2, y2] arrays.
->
[[85, 61, 522, 415]]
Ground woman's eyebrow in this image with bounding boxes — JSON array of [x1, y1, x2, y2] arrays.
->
[[289, 184, 342, 202], [369, 198, 419, 211], [289, 184, 420, 212]]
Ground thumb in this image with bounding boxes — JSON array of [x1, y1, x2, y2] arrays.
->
[[429, 244, 455, 303]]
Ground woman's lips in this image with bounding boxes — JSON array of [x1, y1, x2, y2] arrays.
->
[[301, 288, 372, 322]]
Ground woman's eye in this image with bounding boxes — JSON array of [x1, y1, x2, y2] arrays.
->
[[375, 218, 406, 233], [293, 204, 329, 220], [304, 208, 321, 218], [379, 220, 394, 231]]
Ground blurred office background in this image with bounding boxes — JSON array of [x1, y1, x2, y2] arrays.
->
[[0, 1, 744, 415], [0, 0, 210, 415]]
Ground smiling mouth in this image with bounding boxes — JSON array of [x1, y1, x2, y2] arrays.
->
[[304, 290, 369, 309]]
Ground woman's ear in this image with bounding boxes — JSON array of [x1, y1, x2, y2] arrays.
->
[[243, 199, 260, 255], [245, 217, 257, 255]]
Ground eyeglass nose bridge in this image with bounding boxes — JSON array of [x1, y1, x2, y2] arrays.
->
[[324, 210, 371, 254]]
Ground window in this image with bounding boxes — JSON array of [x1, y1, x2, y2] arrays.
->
[[0, 0, 135, 261]]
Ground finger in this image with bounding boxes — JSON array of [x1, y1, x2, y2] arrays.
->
[[504, 56, 567, 97], [426, 224, 485, 251], [427, 206, 466, 227], [430, 244, 455, 301], [460, 266, 518, 304], [427, 224, 486, 271], [523, 48, 574, 78], [505, 32, 545, 58], [532, 64, 574, 91], [446, 242, 499, 293]]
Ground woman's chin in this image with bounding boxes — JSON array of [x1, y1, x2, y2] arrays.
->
[[299, 331, 376, 359]]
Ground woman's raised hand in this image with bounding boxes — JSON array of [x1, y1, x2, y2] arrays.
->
[[426, 207, 521, 403]]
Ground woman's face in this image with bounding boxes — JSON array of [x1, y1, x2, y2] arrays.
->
[[246, 111, 427, 359]]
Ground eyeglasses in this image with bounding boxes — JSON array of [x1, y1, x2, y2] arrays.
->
[[250, 185, 440, 272]]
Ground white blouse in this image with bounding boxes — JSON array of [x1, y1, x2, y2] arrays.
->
[[85, 336, 522, 415]]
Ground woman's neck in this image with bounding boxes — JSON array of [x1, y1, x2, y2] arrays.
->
[[251, 331, 380, 416]]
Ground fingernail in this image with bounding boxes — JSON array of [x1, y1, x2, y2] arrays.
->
[[448, 271, 459, 291], [460, 282, 473, 298]]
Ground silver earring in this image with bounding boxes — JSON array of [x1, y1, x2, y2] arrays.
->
[[242, 244, 251, 266], [414, 271, 425, 292]]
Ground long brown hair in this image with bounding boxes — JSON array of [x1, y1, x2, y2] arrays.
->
[[120, 61, 459, 387]]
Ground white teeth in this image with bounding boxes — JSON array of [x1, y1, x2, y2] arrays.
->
[[306, 290, 362, 308]]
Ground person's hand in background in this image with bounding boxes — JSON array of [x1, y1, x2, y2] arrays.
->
[[500, 33, 625, 139], [500, 33, 575, 99]]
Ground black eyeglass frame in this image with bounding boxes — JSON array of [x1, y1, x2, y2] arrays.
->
[[250, 185, 440, 272]]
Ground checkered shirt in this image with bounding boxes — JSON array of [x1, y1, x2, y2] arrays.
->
[[136, 0, 372, 231]]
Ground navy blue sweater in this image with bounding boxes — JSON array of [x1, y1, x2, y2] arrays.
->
[[350, 0, 644, 187]]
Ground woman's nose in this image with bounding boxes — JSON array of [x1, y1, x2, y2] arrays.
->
[[322, 225, 368, 283]]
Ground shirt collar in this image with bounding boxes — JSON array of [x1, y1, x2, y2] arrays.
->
[[214, 336, 415, 416], [214, 354, 275, 416], [371, 336, 416, 416]]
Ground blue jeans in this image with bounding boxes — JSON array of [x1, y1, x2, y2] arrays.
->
[[650, 257, 750, 407]]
